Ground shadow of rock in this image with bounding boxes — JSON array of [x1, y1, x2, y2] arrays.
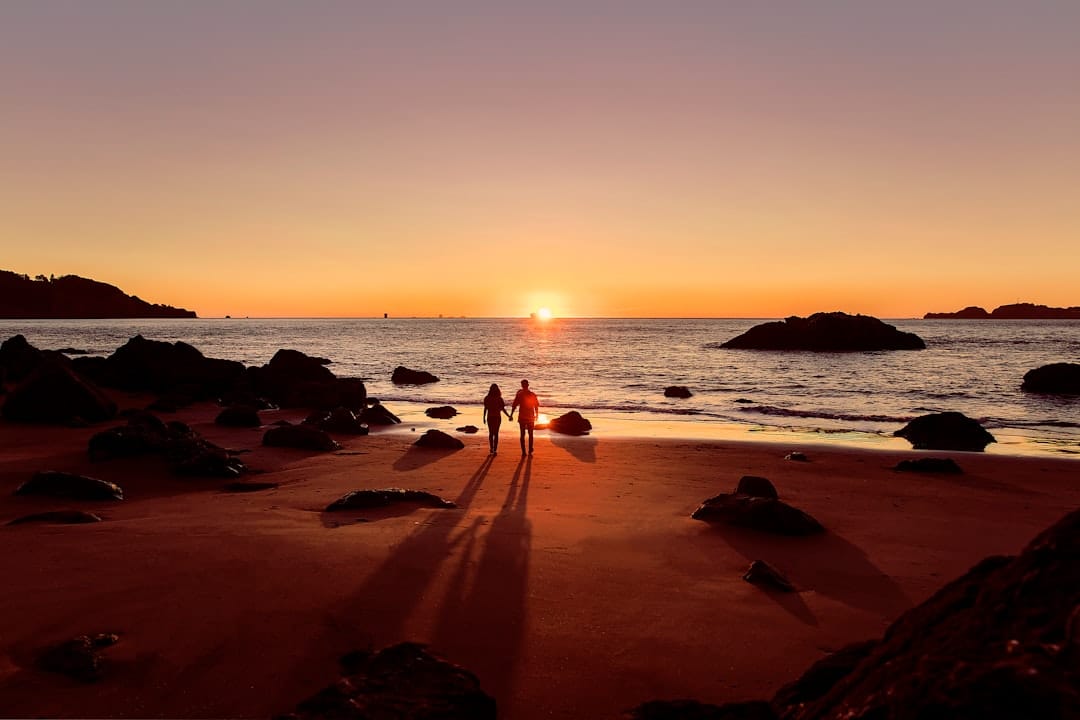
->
[[550, 434, 598, 463], [393, 445, 463, 472], [706, 524, 911, 619]]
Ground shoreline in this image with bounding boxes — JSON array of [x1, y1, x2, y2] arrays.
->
[[2, 400, 1079, 717]]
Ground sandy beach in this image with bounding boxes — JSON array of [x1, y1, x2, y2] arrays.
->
[[0, 400, 1078, 718]]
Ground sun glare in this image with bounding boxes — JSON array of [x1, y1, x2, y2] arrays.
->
[[536, 307, 553, 321]]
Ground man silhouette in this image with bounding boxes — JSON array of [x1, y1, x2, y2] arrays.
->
[[509, 379, 540, 456]]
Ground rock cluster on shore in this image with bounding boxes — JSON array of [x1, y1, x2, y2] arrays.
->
[[692, 476, 824, 536]]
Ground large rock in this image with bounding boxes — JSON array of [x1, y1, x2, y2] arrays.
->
[[549, 410, 592, 435], [240, 349, 366, 410], [770, 640, 878, 714], [425, 405, 458, 419], [664, 386, 693, 398], [1022, 363, 1080, 395], [692, 493, 824, 536], [770, 508, 1080, 719], [15, 471, 123, 501], [89, 414, 246, 477], [735, 475, 778, 499], [215, 405, 262, 427], [282, 642, 495, 720], [744, 560, 795, 592], [720, 313, 925, 351], [325, 488, 457, 511], [263, 423, 341, 451], [38, 633, 119, 683], [392, 366, 439, 385], [2, 360, 117, 424], [304, 407, 370, 435], [0, 334, 48, 381], [359, 402, 401, 425], [893, 411, 996, 452], [414, 429, 464, 450], [85, 335, 244, 399]]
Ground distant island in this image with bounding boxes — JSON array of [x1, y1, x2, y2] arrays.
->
[[925, 303, 1080, 320], [0, 270, 196, 319]]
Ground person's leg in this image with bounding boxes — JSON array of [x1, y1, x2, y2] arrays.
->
[[491, 422, 500, 453], [527, 425, 534, 454], [519, 424, 527, 455]]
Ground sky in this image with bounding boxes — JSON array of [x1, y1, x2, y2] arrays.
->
[[2, 1, 1078, 318]]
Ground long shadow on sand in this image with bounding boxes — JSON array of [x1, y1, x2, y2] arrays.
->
[[549, 434, 598, 463], [392, 445, 462, 472], [703, 525, 912, 623], [429, 455, 532, 702]]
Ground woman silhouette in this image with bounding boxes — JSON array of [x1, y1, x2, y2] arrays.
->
[[482, 383, 510, 454]]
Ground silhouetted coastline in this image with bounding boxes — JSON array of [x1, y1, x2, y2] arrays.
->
[[0, 270, 196, 319]]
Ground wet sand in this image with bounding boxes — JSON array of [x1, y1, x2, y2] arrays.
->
[[1, 402, 1078, 718]]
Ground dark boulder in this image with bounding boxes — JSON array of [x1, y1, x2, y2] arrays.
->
[[735, 475, 778, 500], [282, 642, 495, 720], [0, 334, 48, 381], [392, 365, 439, 385], [625, 700, 778, 719], [549, 410, 593, 435], [692, 493, 824, 536], [89, 414, 245, 477], [770, 640, 877, 714], [15, 471, 123, 501], [894, 411, 996, 451], [87, 335, 244, 398], [88, 412, 172, 460], [1022, 363, 1080, 395], [263, 423, 341, 452], [457, 425, 479, 434], [304, 407, 370, 435], [2, 360, 117, 424], [266, 348, 335, 384], [359, 402, 401, 425], [414, 429, 465, 450], [215, 405, 262, 428], [425, 405, 458, 419], [720, 312, 925, 351], [38, 633, 119, 683], [894, 457, 963, 474], [664, 386, 693, 398], [785, 452, 809, 462], [241, 350, 365, 410], [770, 509, 1080, 720], [8, 510, 103, 525], [744, 560, 795, 592], [326, 488, 457, 511]]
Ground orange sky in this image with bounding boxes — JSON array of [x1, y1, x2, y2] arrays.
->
[[2, 2, 1078, 318]]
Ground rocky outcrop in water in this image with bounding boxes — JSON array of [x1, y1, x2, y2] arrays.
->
[[1022, 363, 1080, 395], [392, 366, 439, 385], [549, 411, 593, 435], [893, 412, 995, 452], [926, 303, 1080, 319], [425, 405, 458, 419], [720, 313, 925, 351], [665, 386, 693, 398]]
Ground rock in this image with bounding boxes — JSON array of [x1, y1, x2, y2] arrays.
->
[[359, 402, 401, 425], [625, 699, 778, 719], [89, 414, 246, 477], [770, 509, 1080, 719], [735, 398, 755, 404], [282, 642, 495, 720], [785, 452, 809, 462], [413, 429, 465, 450], [2, 360, 117, 424], [86, 335, 244, 399], [894, 457, 963, 474], [549, 410, 593, 435], [0, 334, 48, 381], [665, 386, 693, 398], [38, 634, 118, 682], [456, 425, 479, 434], [425, 405, 458, 419], [215, 405, 262, 427], [894, 411, 996, 451], [770, 640, 877, 713], [304, 407, 370, 435], [924, 305, 992, 319], [325, 488, 457, 511], [692, 494, 823, 536], [720, 312, 925, 351], [15, 471, 123, 501], [743, 560, 795, 592], [391, 365, 439, 385], [222, 481, 278, 493], [241, 350, 366, 410], [1022, 363, 1080, 395], [8, 510, 103, 525], [735, 475, 778, 500], [263, 423, 341, 451]]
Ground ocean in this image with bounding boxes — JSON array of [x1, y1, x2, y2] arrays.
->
[[3, 318, 1078, 457]]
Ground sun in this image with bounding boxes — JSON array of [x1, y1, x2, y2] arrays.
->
[[535, 307, 553, 321]]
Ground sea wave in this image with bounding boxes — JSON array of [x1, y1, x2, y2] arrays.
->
[[737, 404, 911, 424]]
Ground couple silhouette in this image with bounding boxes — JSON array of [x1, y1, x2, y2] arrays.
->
[[483, 380, 540, 456]]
